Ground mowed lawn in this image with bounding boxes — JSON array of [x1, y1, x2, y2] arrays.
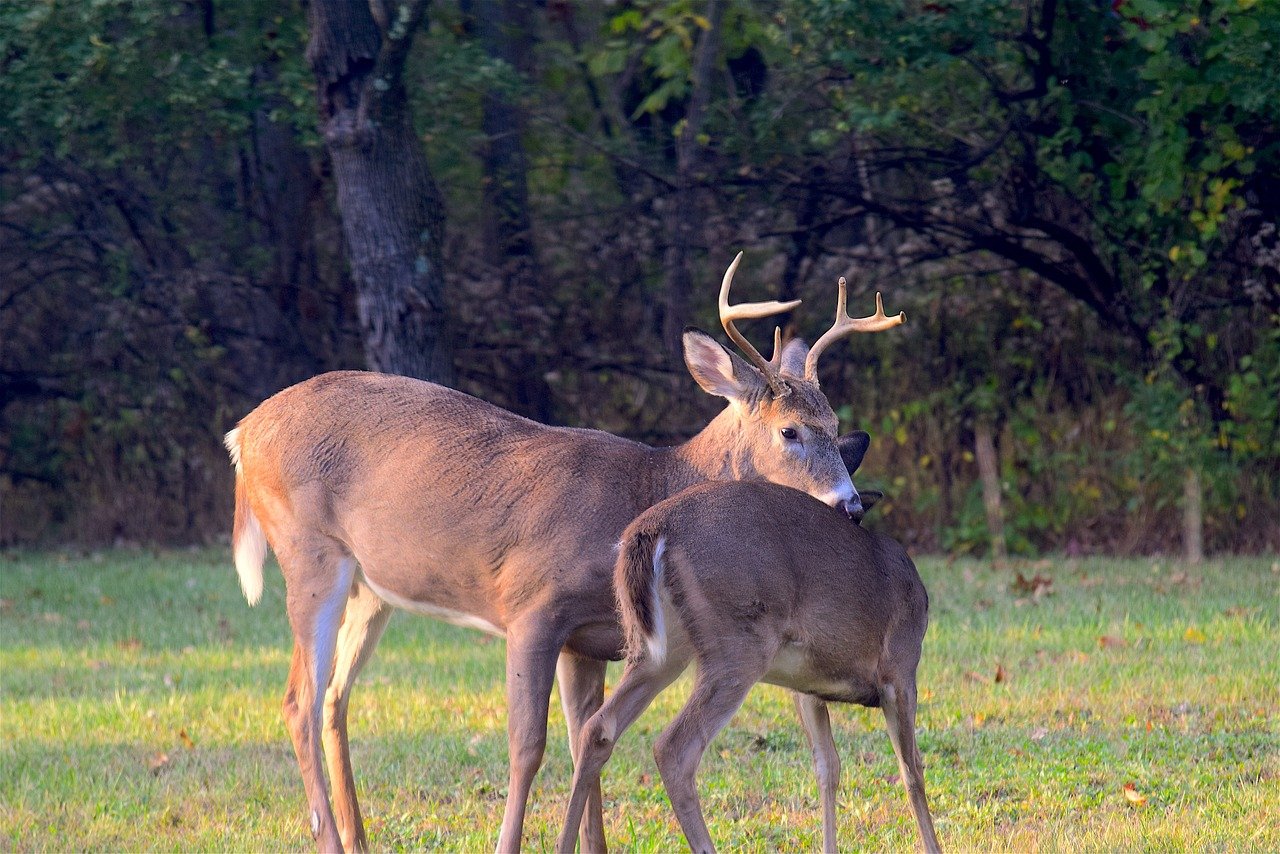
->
[[1, 549, 1276, 852]]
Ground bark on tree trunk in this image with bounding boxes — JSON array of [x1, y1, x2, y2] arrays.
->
[[661, 0, 724, 356], [308, 0, 454, 384], [974, 420, 1007, 564]]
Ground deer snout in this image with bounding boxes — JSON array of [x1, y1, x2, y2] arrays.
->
[[817, 478, 861, 518], [842, 497, 865, 523]]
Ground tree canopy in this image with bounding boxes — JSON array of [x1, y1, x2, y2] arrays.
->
[[1, 0, 1276, 553]]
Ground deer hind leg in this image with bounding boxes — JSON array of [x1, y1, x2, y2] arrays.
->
[[879, 681, 942, 854], [556, 651, 608, 854], [495, 620, 566, 854], [280, 546, 357, 853], [794, 693, 841, 854], [653, 661, 765, 854], [555, 651, 691, 854], [323, 579, 392, 854]]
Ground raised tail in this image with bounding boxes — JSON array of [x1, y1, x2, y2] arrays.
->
[[614, 522, 669, 664], [224, 427, 266, 606]]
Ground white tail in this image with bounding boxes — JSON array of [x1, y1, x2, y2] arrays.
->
[[223, 257, 904, 853], [224, 427, 266, 606]]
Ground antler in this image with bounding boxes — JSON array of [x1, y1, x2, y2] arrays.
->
[[718, 252, 801, 397], [803, 276, 905, 381]]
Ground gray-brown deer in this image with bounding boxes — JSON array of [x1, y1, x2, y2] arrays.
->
[[224, 254, 903, 853], [555, 479, 941, 854]]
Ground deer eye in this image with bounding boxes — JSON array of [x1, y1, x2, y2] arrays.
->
[[780, 427, 799, 441]]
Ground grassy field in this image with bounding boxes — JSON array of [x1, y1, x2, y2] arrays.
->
[[1, 549, 1276, 852]]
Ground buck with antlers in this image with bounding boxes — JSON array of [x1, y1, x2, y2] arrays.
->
[[555, 479, 941, 854], [223, 253, 903, 853]]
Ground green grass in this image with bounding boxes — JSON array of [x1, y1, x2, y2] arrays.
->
[[1, 550, 1277, 852]]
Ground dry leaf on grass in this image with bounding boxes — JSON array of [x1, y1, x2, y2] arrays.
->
[[147, 752, 171, 775], [1122, 782, 1147, 806], [1184, 626, 1207, 644], [1098, 635, 1127, 649], [1012, 571, 1054, 598]]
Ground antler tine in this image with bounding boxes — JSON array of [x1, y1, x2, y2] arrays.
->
[[803, 276, 905, 381], [718, 251, 801, 396]]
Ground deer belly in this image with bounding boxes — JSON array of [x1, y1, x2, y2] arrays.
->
[[763, 643, 853, 700], [362, 575, 505, 637]]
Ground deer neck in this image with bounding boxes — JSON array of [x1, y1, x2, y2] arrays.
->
[[663, 405, 756, 495]]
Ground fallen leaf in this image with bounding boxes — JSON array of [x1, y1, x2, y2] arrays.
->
[[1184, 626, 1206, 644], [117, 638, 142, 652], [178, 729, 195, 749], [963, 670, 991, 685], [147, 752, 171, 775], [1122, 782, 1147, 806], [1012, 571, 1053, 597], [1030, 726, 1049, 741], [1098, 635, 1127, 649], [994, 663, 1008, 683]]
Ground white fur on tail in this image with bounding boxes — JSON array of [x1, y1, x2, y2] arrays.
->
[[223, 427, 243, 473], [224, 427, 266, 606], [646, 536, 668, 663], [233, 508, 267, 606]]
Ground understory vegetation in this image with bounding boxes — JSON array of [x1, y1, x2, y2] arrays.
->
[[2, 0, 1278, 554], [2, 550, 1275, 850]]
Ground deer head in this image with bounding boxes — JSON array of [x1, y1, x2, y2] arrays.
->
[[680, 254, 904, 519]]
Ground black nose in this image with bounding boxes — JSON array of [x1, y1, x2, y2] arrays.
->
[[841, 499, 865, 523]]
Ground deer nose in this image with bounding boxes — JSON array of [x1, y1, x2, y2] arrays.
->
[[841, 498, 865, 523]]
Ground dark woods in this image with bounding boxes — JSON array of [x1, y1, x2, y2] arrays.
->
[[2, 0, 1277, 554]]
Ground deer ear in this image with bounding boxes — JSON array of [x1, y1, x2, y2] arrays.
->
[[683, 328, 768, 402], [859, 490, 883, 513], [838, 431, 872, 474], [779, 337, 809, 378]]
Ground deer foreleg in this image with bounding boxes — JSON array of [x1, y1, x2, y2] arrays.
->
[[880, 682, 941, 854], [495, 623, 564, 853], [556, 651, 608, 853], [795, 693, 840, 853]]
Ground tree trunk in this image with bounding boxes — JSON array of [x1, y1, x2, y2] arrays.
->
[[472, 0, 555, 422], [661, 0, 724, 356], [974, 420, 1007, 564], [1183, 467, 1204, 564], [308, 0, 453, 384]]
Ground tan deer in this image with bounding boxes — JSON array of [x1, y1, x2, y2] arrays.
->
[[555, 479, 941, 854], [223, 254, 903, 853]]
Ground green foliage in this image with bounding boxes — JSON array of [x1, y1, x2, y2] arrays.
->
[[2, 0, 1278, 551], [0, 1, 313, 167]]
